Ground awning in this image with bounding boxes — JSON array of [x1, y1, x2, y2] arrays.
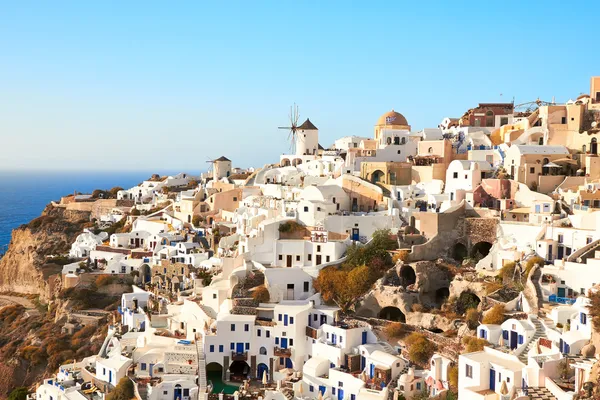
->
[[553, 158, 578, 165], [543, 162, 561, 168]]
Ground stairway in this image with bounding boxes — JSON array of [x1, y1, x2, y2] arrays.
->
[[377, 341, 398, 355], [282, 387, 294, 400], [518, 318, 544, 364], [196, 335, 208, 392]]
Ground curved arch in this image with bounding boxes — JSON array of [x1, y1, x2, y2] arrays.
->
[[399, 265, 416, 288], [485, 110, 494, 127], [259, 347, 267, 355], [471, 241, 493, 260], [229, 360, 250, 378], [371, 170, 385, 184], [281, 158, 291, 167], [452, 243, 468, 262], [456, 291, 481, 314], [386, 137, 392, 145], [292, 158, 303, 166], [378, 306, 406, 322], [139, 264, 151, 284], [257, 363, 269, 380], [435, 287, 450, 306], [206, 362, 223, 384]]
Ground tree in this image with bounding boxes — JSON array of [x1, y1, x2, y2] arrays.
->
[[462, 336, 488, 353], [482, 304, 505, 325], [313, 265, 372, 312], [384, 322, 404, 338], [447, 364, 458, 388], [107, 377, 134, 400], [404, 332, 435, 366], [252, 285, 270, 303], [465, 308, 480, 330], [8, 387, 28, 400]]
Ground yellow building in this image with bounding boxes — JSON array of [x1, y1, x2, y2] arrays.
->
[[374, 110, 411, 142], [360, 161, 412, 186]]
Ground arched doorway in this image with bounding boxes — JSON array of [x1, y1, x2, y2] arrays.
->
[[229, 360, 250, 379], [206, 362, 223, 384], [281, 159, 290, 167], [399, 265, 416, 288], [257, 363, 268, 380], [452, 243, 468, 262], [592, 138, 598, 155], [435, 287, 450, 306], [471, 242, 493, 260], [371, 170, 385, 184], [292, 158, 302, 166], [456, 291, 481, 314], [378, 306, 406, 322], [140, 264, 151, 284]]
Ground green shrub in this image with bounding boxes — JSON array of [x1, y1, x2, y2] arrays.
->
[[404, 332, 435, 366], [8, 387, 28, 400]]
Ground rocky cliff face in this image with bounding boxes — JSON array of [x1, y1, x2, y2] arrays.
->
[[0, 205, 91, 299]]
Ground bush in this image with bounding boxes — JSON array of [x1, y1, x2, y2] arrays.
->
[[524, 256, 544, 277], [447, 365, 458, 388], [465, 308, 480, 330], [192, 215, 204, 226], [404, 333, 435, 366], [8, 387, 28, 400], [384, 322, 404, 338], [462, 336, 488, 353], [392, 250, 409, 264], [482, 304, 505, 325], [96, 275, 117, 287], [107, 377, 134, 400], [278, 221, 303, 233], [252, 286, 270, 303], [499, 261, 517, 281]]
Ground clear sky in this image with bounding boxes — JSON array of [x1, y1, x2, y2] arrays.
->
[[1, 1, 599, 172]]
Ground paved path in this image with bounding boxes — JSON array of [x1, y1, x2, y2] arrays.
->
[[0, 294, 36, 309]]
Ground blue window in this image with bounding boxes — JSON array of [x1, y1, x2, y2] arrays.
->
[[257, 329, 261, 337], [231, 324, 235, 331], [309, 385, 314, 392], [290, 317, 294, 324], [219, 345, 223, 352], [581, 313, 587, 325], [266, 330, 270, 338], [245, 324, 249, 331], [275, 337, 279, 345], [245, 343, 250, 350], [141, 363, 147, 370], [230, 343, 235, 350], [502, 330, 509, 340], [351, 395, 356, 400], [330, 363, 335, 368], [518, 335, 524, 345], [278, 314, 282, 321], [210, 345, 215, 352], [416, 382, 421, 390], [332, 388, 336, 395], [480, 329, 487, 339]]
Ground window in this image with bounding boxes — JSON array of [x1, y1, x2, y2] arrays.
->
[[230, 343, 235, 350], [275, 337, 279, 345], [278, 314, 282, 321], [453, 172, 458, 179], [245, 343, 250, 350], [296, 255, 300, 261], [416, 382, 421, 390], [309, 385, 314, 392], [231, 324, 235, 331], [314, 314, 318, 321], [257, 329, 261, 337], [485, 110, 494, 127], [338, 381, 343, 387], [266, 330, 270, 338], [213, 293, 217, 299], [561, 117, 566, 124], [530, 167, 535, 174], [308, 254, 312, 261], [260, 347, 267, 355], [332, 388, 336, 395], [326, 256, 330, 262], [219, 345, 223, 352], [304, 206, 309, 212], [278, 255, 283, 261], [163, 391, 168, 395], [245, 324, 249, 331], [507, 377, 510, 383], [304, 281, 309, 292], [465, 364, 473, 378], [558, 234, 564, 244], [500, 117, 508, 126], [141, 363, 147, 370], [290, 317, 294, 324], [210, 345, 214, 352], [317, 245, 321, 252], [351, 395, 356, 400], [233, 197, 238, 201], [290, 339, 294, 345], [581, 312, 587, 325]]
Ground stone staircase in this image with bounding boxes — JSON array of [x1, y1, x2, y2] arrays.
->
[[282, 387, 294, 400], [196, 335, 208, 392], [377, 341, 398, 355], [518, 317, 544, 364]]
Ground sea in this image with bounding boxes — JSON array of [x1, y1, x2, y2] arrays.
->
[[0, 170, 187, 253]]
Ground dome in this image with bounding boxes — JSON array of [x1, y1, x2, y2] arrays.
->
[[377, 109, 408, 126]]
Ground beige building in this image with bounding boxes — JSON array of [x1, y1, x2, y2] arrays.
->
[[374, 110, 411, 142], [360, 161, 412, 187], [503, 145, 571, 192]]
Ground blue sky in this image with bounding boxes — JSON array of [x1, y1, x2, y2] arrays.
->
[[1, 1, 598, 172]]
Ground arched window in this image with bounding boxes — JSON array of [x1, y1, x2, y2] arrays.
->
[[543, 158, 550, 165], [428, 147, 433, 154], [582, 144, 587, 154], [401, 137, 406, 145], [386, 137, 392, 145], [259, 347, 267, 355], [485, 110, 494, 127]]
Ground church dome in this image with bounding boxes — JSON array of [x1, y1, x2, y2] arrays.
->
[[377, 110, 408, 126]]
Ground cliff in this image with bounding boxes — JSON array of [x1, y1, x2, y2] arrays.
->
[[0, 205, 91, 299]]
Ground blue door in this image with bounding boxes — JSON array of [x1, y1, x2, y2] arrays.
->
[[332, 334, 337, 345], [236, 343, 244, 353], [360, 356, 365, 370], [319, 386, 326, 395], [362, 331, 367, 344], [338, 389, 344, 400], [564, 343, 570, 354], [285, 357, 293, 368], [284, 314, 288, 326], [510, 331, 518, 349], [257, 363, 268, 380], [174, 385, 182, 400], [489, 369, 496, 391], [352, 228, 359, 241], [109, 370, 112, 384], [370, 363, 374, 378], [281, 338, 288, 349], [149, 363, 154, 378]]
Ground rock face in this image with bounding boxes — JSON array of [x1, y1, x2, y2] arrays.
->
[[405, 312, 455, 331], [0, 205, 90, 299]]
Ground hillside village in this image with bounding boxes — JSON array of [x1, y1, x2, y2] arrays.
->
[[7, 76, 600, 400]]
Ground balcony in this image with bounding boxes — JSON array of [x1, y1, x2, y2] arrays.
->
[[274, 347, 291, 358], [231, 351, 248, 361], [305, 326, 319, 339]]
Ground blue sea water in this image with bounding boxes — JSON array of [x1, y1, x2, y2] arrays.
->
[[0, 170, 185, 252]]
